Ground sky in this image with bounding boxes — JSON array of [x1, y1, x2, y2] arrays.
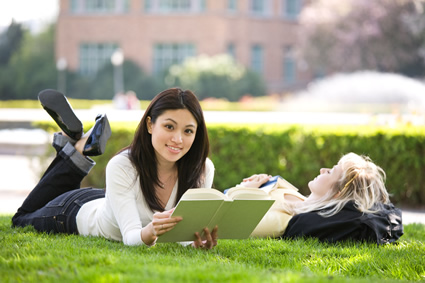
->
[[0, 0, 59, 33]]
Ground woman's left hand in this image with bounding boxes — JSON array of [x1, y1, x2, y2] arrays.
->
[[192, 226, 218, 249]]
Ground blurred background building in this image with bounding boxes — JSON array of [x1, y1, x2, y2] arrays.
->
[[56, 0, 311, 93]]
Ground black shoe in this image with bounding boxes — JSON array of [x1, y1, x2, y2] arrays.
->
[[38, 89, 83, 140], [83, 114, 111, 156]]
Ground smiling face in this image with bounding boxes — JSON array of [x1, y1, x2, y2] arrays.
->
[[308, 163, 343, 200], [147, 109, 198, 165]]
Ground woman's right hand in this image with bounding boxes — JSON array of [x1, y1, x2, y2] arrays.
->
[[239, 174, 271, 188], [141, 208, 182, 245]]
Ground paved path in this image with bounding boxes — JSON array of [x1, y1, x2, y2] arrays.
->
[[1, 108, 423, 126]]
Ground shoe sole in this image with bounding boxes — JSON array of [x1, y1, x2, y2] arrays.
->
[[38, 89, 83, 139]]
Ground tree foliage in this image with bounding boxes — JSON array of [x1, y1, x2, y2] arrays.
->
[[0, 20, 24, 65], [0, 23, 56, 100], [298, 0, 425, 76], [11, 25, 57, 99], [163, 54, 267, 101]]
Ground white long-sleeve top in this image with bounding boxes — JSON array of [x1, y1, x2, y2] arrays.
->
[[76, 150, 215, 246]]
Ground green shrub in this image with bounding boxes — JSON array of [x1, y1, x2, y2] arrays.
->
[[35, 121, 425, 207], [163, 54, 267, 101]]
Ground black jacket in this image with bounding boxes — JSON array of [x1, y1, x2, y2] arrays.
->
[[282, 201, 403, 245]]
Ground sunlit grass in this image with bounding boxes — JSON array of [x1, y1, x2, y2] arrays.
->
[[1, 216, 424, 282]]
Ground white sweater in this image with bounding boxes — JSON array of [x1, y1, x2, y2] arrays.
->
[[76, 151, 215, 246]]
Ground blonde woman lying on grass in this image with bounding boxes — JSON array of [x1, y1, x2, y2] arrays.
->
[[240, 153, 403, 245]]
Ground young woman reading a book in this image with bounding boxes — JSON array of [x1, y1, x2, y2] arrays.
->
[[240, 153, 403, 244], [12, 88, 217, 249]]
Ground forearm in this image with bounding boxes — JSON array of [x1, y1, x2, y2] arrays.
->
[[141, 223, 158, 246]]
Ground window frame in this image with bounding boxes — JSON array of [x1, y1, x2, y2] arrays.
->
[[249, 0, 272, 18], [144, 0, 206, 14], [282, 0, 302, 20], [227, 0, 237, 12], [71, 0, 130, 14], [153, 43, 196, 74], [251, 44, 264, 74], [283, 45, 297, 83], [79, 42, 119, 75]]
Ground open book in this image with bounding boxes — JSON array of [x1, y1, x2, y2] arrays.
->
[[157, 187, 275, 243]]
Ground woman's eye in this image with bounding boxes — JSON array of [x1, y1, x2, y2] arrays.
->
[[185, 129, 194, 134], [165, 125, 174, 130]]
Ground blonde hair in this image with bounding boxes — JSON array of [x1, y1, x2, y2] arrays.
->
[[288, 153, 390, 217]]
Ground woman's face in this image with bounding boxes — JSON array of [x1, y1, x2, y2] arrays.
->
[[308, 163, 343, 199], [147, 109, 198, 165]]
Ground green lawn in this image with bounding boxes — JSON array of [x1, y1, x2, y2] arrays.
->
[[1, 216, 424, 282]]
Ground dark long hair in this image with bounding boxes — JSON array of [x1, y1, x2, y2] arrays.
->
[[127, 88, 209, 211]]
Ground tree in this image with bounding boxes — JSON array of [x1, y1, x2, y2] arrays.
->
[[0, 21, 26, 100], [298, 0, 425, 76], [9, 24, 57, 99], [0, 20, 24, 65], [0, 23, 57, 100], [164, 54, 266, 101]]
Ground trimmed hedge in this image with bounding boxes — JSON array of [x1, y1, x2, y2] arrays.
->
[[36, 121, 425, 207]]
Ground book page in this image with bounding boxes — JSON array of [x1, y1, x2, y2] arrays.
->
[[226, 187, 269, 200], [276, 177, 299, 191], [180, 188, 227, 200]]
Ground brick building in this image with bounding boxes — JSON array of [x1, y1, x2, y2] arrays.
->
[[56, 0, 310, 94]]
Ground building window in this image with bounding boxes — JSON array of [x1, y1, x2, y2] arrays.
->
[[283, 0, 302, 20], [145, 0, 206, 13], [85, 0, 115, 12], [153, 43, 196, 73], [250, 0, 271, 17], [71, 0, 78, 11], [227, 43, 236, 59], [228, 0, 237, 12], [200, 0, 207, 11], [160, 0, 190, 11], [251, 44, 263, 74], [283, 46, 296, 83], [71, 0, 129, 13], [79, 43, 119, 75]]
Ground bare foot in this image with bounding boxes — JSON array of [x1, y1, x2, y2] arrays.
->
[[75, 129, 92, 155]]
